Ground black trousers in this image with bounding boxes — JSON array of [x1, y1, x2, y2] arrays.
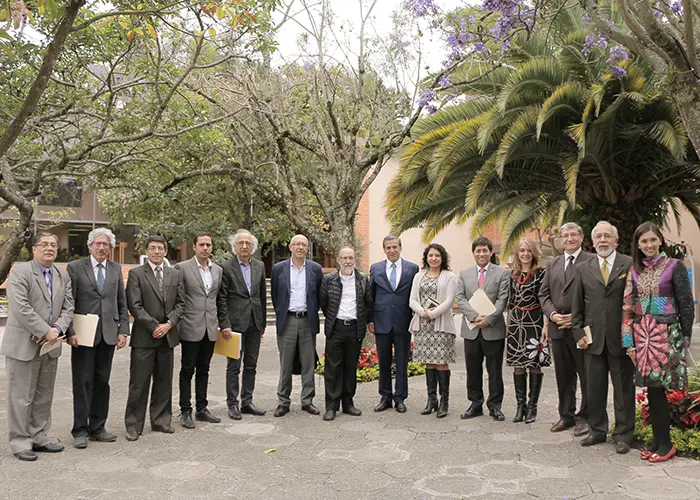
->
[[584, 343, 636, 443], [71, 340, 116, 437], [124, 342, 173, 433], [324, 320, 362, 411], [464, 333, 505, 410], [179, 335, 216, 413], [376, 330, 410, 403], [226, 323, 262, 409], [551, 336, 588, 423]]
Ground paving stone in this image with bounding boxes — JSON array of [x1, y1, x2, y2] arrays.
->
[[621, 477, 700, 499]]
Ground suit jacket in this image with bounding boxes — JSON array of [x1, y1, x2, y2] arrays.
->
[[456, 263, 510, 341], [538, 251, 595, 340], [320, 269, 373, 340], [66, 257, 129, 346], [271, 258, 323, 334], [571, 252, 632, 356], [217, 257, 266, 334], [126, 263, 185, 349], [369, 258, 419, 335], [1, 260, 74, 361], [176, 257, 223, 342]]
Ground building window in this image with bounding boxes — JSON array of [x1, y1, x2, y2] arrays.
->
[[38, 177, 82, 207]]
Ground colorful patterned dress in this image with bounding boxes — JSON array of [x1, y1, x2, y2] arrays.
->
[[621, 254, 694, 389], [507, 268, 551, 368]]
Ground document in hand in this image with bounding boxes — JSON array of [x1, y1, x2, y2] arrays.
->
[[39, 338, 62, 356], [72, 313, 100, 347], [576, 326, 593, 349], [214, 330, 242, 359], [466, 288, 497, 330]]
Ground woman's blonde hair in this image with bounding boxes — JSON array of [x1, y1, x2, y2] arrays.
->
[[510, 237, 542, 275]]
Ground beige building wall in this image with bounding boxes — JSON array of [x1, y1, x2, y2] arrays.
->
[[664, 210, 700, 318]]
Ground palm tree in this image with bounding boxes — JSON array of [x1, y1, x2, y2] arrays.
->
[[387, 18, 700, 255]]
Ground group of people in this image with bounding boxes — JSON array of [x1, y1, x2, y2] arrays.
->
[[1, 221, 693, 465]]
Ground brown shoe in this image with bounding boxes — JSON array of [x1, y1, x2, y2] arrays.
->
[[573, 421, 590, 437], [550, 419, 575, 433]]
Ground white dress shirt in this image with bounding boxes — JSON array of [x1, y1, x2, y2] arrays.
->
[[90, 255, 107, 281], [597, 251, 617, 272], [148, 259, 164, 275], [337, 271, 357, 320], [196, 257, 213, 295], [385, 258, 402, 286], [289, 260, 307, 312], [564, 247, 582, 271]]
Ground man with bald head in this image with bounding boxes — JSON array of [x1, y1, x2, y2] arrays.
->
[[571, 221, 634, 454], [270, 234, 324, 417]]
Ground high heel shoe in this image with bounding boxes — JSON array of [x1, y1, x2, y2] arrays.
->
[[648, 445, 676, 463], [640, 450, 652, 460]]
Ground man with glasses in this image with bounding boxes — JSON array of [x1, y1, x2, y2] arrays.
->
[[270, 234, 323, 417], [2, 232, 74, 461], [124, 235, 185, 441]]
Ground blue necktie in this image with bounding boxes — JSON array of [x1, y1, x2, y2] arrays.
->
[[44, 269, 53, 323], [97, 263, 105, 293], [390, 263, 397, 291]]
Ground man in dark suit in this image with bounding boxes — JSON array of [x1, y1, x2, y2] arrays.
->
[[124, 235, 185, 441], [218, 229, 267, 420], [270, 234, 323, 417], [176, 232, 223, 429], [368, 235, 419, 413], [571, 221, 635, 454], [66, 228, 129, 449], [539, 222, 594, 437]]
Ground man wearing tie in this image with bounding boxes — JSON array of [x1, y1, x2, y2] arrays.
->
[[176, 232, 223, 429], [270, 234, 323, 417], [124, 235, 185, 441], [456, 236, 510, 421], [66, 228, 129, 449], [368, 235, 419, 413], [217, 229, 267, 420], [1, 232, 74, 461], [571, 221, 634, 453], [539, 222, 594, 437]]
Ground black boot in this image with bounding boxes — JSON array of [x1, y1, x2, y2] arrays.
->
[[524, 372, 544, 424], [513, 373, 527, 423], [421, 369, 439, 415], [436, 370, 450, 418]]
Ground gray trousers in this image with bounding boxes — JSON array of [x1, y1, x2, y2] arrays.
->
[[124, 343, 174, 433], [6, 354, 58, 454], [276, 315, 316, 407]]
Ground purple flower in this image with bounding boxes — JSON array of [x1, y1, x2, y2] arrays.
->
[[426, 104, 438, 114], [439, 75, 452, 88], [607, 45, 628, 64], [610, 65, 627, 79], [418, 87, 437, 107], [670, 1, 682, 14], [404, 0, 439, 18]]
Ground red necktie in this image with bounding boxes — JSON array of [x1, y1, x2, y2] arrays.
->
[[478, 268, 486, 288]]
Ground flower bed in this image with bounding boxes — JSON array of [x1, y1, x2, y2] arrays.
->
[[316, 343, 426, 383]]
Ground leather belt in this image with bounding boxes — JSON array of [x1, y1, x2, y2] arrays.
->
[[288, 311, 307, 317], [337, 319, 357, 326]]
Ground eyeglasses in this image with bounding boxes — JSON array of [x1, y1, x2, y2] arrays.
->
[[147, 245, 166, 251], [236, 241, 252, 247], [92, 242, 111, 248], [36, 243, 58, 249], [290, 242, 308, 248]]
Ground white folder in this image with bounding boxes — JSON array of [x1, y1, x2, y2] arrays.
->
[[466, 288, 497, 330], [72, 313, 100, 347]]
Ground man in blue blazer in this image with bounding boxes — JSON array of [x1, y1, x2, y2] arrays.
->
[[271, 234, 324, 417], [368, 235, 419, 413]]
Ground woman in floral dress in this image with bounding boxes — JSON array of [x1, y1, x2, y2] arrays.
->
[[507, 238, 550, 424], [622, 222, 694, 463]]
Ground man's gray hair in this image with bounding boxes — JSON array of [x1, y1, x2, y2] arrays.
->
[[559, 222, 583, 235], [88, 227, 116, 248], [591, 221, 619, 240], [229, 229, 258, 255]]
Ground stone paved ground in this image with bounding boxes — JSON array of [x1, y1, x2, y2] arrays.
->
[[2, 321, 700, 500]]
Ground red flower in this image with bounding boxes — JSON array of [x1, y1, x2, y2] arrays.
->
[[634, 316, 670, 378]]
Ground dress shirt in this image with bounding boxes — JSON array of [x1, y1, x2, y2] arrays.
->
[[477, 265, 488, 280], [563, 248, 582, 271], [385, 258, 402, 285], [289, 259, 307, 312], [90, 255, 108, 282], [197, 257, 214, 295], [147, 259, 164, 275], [37, 261, 60, 334], [597, 251, 616, 273], [337, 271, 357, 320]]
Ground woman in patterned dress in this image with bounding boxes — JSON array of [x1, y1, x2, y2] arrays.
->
[[622, 222, 694, 463], [507, 238, 550, 424], [409, 243, 457, 418]]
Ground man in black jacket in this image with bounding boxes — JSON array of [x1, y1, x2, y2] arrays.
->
[[319, 247, 373, 421]]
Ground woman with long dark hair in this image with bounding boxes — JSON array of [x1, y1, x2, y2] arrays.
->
[[622, 222, 694, 463]]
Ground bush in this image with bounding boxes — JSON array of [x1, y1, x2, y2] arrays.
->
[[316, 342, 426, 383]]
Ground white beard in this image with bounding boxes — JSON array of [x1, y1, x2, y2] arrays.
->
[[596, 247, 614, 258]]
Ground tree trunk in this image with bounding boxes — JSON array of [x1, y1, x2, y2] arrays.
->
[[670, 73, 700, 160], [0, 202, 34, 284]]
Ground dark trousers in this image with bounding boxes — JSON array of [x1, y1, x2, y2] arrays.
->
[[584, 343, 636, 443], [71, 340, 116, 438], [124, 342, 174, 433], [324, 320, 362, 411], [376, 330, 410, 403], [226, 323, 262, 409], [464, 334, 505, 411], [551, 336, 588, 423], [179, 336, 216, 413]]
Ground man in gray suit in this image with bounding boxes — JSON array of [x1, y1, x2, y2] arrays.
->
[[539, 222, 594, 437], [124, 235, 185, 441], [217, 229, 267, 420], [176, 232, 223, 429], [571, 221, 635, 454], [66, 228, 129, 449], [1, 232, 74, 461], [456, 236, 510, 421]]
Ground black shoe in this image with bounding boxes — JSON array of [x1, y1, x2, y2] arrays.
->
[[421, 368, 439, 415], [32, 443, 64, 453], [196, 409, 221, 423], [73, 436, 88, 449], [615, 441, 631, 454], [436, 370, 450, 419], [125, 430, 139, 442], [573, 421, 591, 437], [395, 401, 407, 413], [181, 412, 196, 429], [512, 373, 527, 423], [14, 450, 38, 461], [550, 419, 575, 433], [524, 372, 543, 424], [489, 409, 506, 421], [581, 434, 606, 447], [460, 404, 483, 419], [241, 404, 266, 416], [343, 406, 362, 416], [152, 425, 175, 434], [228, 406, 242, 420], [323, 410, 336, 421], [89, 431, 117, 442], [374, 399, 392, 412], [302, 404, 320, 415], [273, 405, 290, 417]]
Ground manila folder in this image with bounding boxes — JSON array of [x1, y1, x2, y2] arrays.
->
[[214, 331, 242, 359], [466, 288, 497, 330], [73, 313, 100, 347]]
